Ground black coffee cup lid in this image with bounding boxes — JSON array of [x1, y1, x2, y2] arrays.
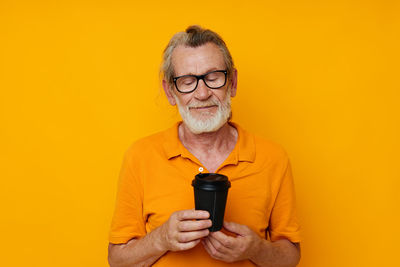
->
[[192, 173, 231, 191]]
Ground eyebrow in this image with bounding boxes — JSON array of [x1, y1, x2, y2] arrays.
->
[[179, 67, 222, 76]]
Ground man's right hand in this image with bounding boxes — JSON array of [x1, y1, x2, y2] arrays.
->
[[159, 209, 212, 252], [108, 210, 211, 267]]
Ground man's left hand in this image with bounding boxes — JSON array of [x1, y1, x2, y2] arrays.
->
[[202, 221, 262, 263]]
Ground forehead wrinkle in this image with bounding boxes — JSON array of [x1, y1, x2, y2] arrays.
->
[[172, 43, 225, 76]]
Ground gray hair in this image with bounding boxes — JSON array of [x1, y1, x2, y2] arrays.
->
[[161, 25, 235, 85]]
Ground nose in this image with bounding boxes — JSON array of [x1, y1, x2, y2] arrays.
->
[[193, 79, 212, 100]]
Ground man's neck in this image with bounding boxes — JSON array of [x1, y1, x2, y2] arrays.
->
[[178, 122, 238, 156]]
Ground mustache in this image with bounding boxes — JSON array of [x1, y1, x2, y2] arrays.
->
[[187, 99, 220, 109]]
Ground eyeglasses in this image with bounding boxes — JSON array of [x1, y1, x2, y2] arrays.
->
[[173, 70, 227, 93]]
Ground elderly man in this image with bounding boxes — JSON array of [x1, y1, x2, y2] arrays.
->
[[108, 25, 301, 266]]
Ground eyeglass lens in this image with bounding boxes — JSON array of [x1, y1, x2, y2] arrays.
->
[[175, 71, 226, 92]]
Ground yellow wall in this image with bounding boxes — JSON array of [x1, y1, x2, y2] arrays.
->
[[1, 0, 399, 266]]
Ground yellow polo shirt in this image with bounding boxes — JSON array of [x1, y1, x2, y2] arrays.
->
[[109, 122, 301, 266]]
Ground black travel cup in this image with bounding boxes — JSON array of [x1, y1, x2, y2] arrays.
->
[[192, 173, 231, 232]]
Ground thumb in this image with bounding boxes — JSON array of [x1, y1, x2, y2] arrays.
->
[[223, 221, 249, 236]]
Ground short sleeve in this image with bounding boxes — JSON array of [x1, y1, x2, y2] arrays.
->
[[268, 157, 301, 243], [108, 149, 146, 244]]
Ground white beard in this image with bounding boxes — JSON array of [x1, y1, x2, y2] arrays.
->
[[173, 90, 232, 134]]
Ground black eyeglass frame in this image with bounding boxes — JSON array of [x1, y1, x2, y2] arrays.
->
[[172, 70, 228, 93]]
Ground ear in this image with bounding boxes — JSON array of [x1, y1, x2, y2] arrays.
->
[[229, 69, 238, 97], [162, 79, 177, 106]]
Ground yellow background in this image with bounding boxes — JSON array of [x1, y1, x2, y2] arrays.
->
[[1, 0, 399, 266]]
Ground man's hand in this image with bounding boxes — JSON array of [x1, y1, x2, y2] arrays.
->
[[202, 221, 262, 263], [159, 209, 212, 252]]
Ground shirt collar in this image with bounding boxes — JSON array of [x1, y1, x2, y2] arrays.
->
[[162, 121, 255, 163], [162, 122, 185, 160], [231, 122, 256, 163]]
